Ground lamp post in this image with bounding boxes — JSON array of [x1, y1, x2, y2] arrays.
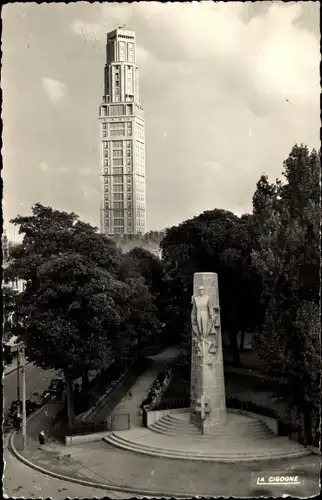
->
[[17, 343, 27, 449]]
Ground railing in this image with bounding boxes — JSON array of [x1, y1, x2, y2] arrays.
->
[[151, 395, 320, 448], [66, 412, 131, 436], [156, 398, 190, 411], [76, 357, 153, 424], [226, 397, 279, 419]]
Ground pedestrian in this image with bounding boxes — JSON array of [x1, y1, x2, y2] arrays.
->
[[38, 430, 45, 445], [13, 414, 19, 430], [14, 411, 22, 430], [128, 390, 132, 399]]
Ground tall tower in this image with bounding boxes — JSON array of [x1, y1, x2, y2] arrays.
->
[[99, 28, 146, 236]]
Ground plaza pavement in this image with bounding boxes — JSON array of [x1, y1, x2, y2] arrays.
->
[[7, 346, 321, 497], [11, 427, 320, 497]]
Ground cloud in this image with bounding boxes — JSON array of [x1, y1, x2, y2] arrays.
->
[[3, 2, 318, 234], [79, 184, 100, 200], [71, 3, 318, 106], [38, 161, 51, 173], [71, 20, 106, 42], [57, 167, 71, 174], [41, 77, 68, 104], [78, 167, 92, 176]]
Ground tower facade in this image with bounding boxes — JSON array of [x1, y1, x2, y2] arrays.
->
[[99, 28, 146, 236]]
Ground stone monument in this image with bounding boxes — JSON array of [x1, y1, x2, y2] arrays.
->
[[190, 272, 226, 433]]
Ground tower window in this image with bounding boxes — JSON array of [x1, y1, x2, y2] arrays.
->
[[114, 218, 124, 226], [114, 194, 123, 201], [109, 105, 124, 116], [114, 202, 123, 209], [113, 176, 123, 184], [114, 210, 123, 218], [113, 150, 123, 158]]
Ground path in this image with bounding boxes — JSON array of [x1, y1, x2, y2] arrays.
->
[[95, 346, 180, 426]]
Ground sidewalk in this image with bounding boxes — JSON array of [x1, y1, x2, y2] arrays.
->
[[95, 347, 180, 426]]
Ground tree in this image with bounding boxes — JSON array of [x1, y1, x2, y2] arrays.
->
[[127, 247, 167, 330], [251, 145, 321, 437], [5, 204, 161, 420], [161, 208, 262, 364]]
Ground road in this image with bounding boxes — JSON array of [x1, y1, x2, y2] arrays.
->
[[3, 365, 137, 499], [3, 363, 57, 417], [3, 436, 134, 499]]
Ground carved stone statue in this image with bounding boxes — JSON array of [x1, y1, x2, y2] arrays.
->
[[191, 285, 217, 359], [191, 286, 214, 338]]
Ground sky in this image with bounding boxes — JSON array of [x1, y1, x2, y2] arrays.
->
[[2, 1, 320, 241]]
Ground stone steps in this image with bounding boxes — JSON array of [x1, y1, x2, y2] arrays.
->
[[150, 412, 275, 439], [150, 420, 275, 439], [163, 413, 264, 429], [165, 411, 260, 423], [104, 432, 311, 462]]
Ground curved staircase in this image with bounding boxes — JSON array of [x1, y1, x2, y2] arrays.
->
[[151, 412, 276, 439], [104, 409, 311, 462]]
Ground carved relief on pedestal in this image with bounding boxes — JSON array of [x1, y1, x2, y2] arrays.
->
[[195, 393, 212, 426], [191, 286, 219, 364]]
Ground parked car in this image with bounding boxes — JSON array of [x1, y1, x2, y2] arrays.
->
[[48, 378, 64, 396], [41, 390, 52, 403], [32, 391, 51, 406], [3, 419, 13, 433], [8, 399, 37, 418]]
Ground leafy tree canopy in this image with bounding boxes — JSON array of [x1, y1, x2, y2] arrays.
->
[[251, 144, 321, 423], [5, 204, 161, 378], [160, 208, 262, 361]]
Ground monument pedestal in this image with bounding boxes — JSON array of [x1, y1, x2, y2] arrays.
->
[[190, 272, 226, 433]]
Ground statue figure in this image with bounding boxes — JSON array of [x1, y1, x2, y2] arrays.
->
[[191, 286, 216, 358], [191, 286, 214, 337]]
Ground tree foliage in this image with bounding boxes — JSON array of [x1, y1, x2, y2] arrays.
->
[[5, 204, 160, 380], [127, 246, 169, 347], [160, 208, 262, 363], [251, 144, 321, 430]]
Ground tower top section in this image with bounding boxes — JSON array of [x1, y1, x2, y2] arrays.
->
[[107, 27, 136, 41], [105, 27, 137, 65], [103, 27, 141, 105]]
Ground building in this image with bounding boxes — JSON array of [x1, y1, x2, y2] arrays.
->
[[99, 27, 146, 236], [2, 231, 25, 293], [113, 230, 166, 259], [2, 231, 25, 347]]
